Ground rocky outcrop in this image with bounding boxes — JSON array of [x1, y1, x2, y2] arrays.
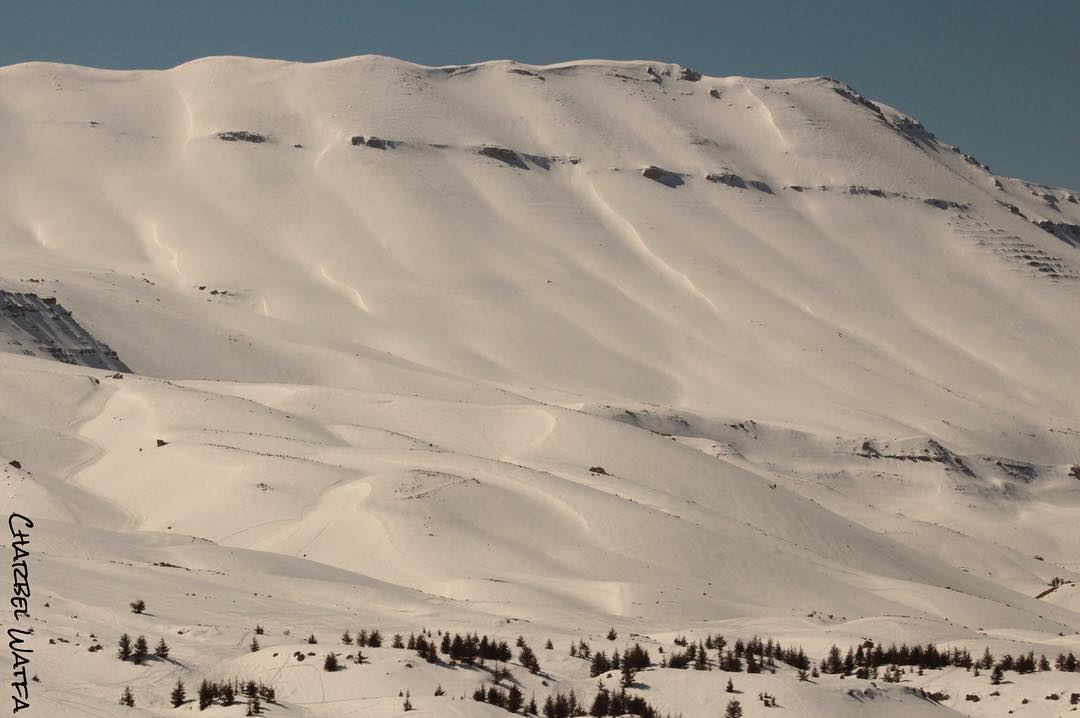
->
[[0, 291, 130, 372], [642, 165, 684, 188], [1034, 220, 1080, 248], [706, 172, 747, 189], [678, 66, 702, 82], [706, 173, 772, 194], [216, 131, 268, 144], [478, 146, 528, 169], [351, 135, 395, 150]]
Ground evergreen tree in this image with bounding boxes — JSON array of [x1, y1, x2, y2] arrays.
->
[[990, 664, 1004, 685], [341, 630, 353, 645], [119, 687, 135, 707], [170, 678, 186, 707], [724, 698, 743, 718], [132, 635, 149, 664], [130, 599, 146, 614], [589, 681, 610, 716], [606, 627, 618, 640], [324, 653, 340, 671], [250, 636, 260, 652], [726, 677, 735, 693], [117, 633, 132, 661], [154, 637, 170, 659], [620, 660, 636, 688], [198, 679, 214, 710], [402, 689, 413, 711], [519, 644, 541, 673], [221, 683, 236, 706]]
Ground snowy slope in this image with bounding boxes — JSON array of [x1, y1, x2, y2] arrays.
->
[[2, 56, 1079, 716]]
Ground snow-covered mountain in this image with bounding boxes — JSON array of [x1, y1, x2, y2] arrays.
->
[[3, 56, 1079, 717]]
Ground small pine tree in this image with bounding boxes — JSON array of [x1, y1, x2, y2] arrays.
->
[[221, 683, 236, 706], [545, 638, 554, 649], [991, 665, 1004, 685], [508, 684, 524, 713], [130, 599, 146, 614], [307, 634, 318, 645], [726, 677, 735, 693], [342, 630, 353, 645], [132, 635, 149, 664], [434, 684, 445, 696], [198, 679, 214, 710], [117, 633, 132, 661], [254, 624, 265, 635], [170, 678, 186, 707], [519, 644, 541, 674], [393, 633, 405, 649], [324, 653, 340, 672], [724, 698, 743, 718], [606, 627, 618, 641], [246, 693, 261, 716], [403, 689, 414, 711], [154, 637, 170, 659], [250, 636, 260, 652], [620, 661, 636, 688], [119, 686, 135, 707]]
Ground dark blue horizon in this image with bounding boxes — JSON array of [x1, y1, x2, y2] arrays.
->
[[4, 0, 1078, 190]]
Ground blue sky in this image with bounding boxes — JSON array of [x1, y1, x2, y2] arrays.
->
[[4, 0, 1078, 190]]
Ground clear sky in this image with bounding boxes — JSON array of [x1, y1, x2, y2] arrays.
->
[[4, 0, 1078, 190]]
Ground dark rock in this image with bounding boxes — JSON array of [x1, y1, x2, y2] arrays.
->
[[709, 88, 722, 99], [706, 172, 746, 189], [847, 186, 887, 198], [1, 291, 130, 372], [216, 131, 268, 144], [1034, 220, 1080, 248], [589, 466, 608, 475], [1069, 465, 1080, 480], [350, 135, 392, 149], [924, 198, 965, 210], [678, 66, 702, 82], [747, 180, 773, 194], [478, 146, 527, 169], [156, 439, 169, 448], [832, 86, 885, 119], [508, 68, 544, 81], [642, 165, 684, 188], [8, 460, 21, 470], [996, 200, 1026, 218], [994, 460, 1037, 482]]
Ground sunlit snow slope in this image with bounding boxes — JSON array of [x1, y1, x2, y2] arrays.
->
[[3, 56, 1080, 717]]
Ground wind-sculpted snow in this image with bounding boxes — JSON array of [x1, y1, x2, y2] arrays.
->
[[2, 55, 1080, 716]]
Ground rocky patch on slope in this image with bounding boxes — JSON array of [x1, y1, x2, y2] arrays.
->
[[0, 291, 130, 372]]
